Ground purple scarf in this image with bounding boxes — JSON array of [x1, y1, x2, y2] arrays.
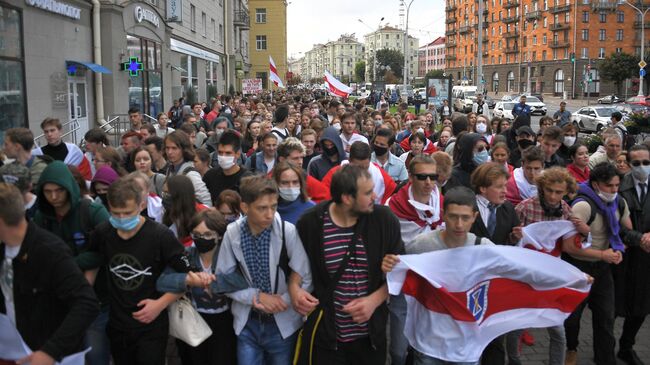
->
[[575, 183, 625, 252]]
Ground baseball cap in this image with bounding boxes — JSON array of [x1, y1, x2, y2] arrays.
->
[[515, 126, 535, 137]]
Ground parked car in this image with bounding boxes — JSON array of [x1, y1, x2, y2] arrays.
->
[[521, 96, 547, 115], [520, 93, 544, 102], [597, 94, 622, 104], [501, 94, 520, 102], [615, 103, 650, 122], [484, 95, 496, 109], [493, 102, 516, 120], [626, 95, 650, 106], [571, 106, 616, 133]]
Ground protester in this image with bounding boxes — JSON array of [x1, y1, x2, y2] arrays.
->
[[272, 161, 315, 224], [566, 143, 591, 184], [506, 146, 544, 206], [164, 131, 212, 206], [3, 127, 51, 186], [308, 126, 346, 181], [371, 128, 408, 184]]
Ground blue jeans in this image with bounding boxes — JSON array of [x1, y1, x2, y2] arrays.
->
[[413, 349, 478, 365], [85, 307, 111, 365], [237, 315, 297, 365], [389, 294, 409, 365]]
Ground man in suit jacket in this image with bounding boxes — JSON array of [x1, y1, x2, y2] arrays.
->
[[469, 162, 522, 365]]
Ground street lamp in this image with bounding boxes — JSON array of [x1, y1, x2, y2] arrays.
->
[[626, 0, 650, 96], [402, 0, 415, 103]]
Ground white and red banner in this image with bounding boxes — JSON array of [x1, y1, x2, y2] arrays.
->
[[269, 56, 284, 88], [387, 245, 590, 362], [324, 71, 353, 98], [242, 78, 263, 94]]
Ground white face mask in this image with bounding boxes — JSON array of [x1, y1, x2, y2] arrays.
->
[[332, 123, 341, 131], [416, 127, 424, 134], [597, 191, 618, 203], [279, 187, 301, 202], [218, 155, 236, 170], [563, 136, 576, 148], [476, 123, 487, 134]]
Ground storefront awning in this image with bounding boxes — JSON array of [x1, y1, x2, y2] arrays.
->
[[66, 60, 112, 74]]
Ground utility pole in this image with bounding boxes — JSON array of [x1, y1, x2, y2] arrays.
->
[[477, 0, 484, 94], [403, 0, 414, 103], [625, 1, 649, 96]]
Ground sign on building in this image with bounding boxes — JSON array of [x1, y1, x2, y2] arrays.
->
[[166, 0, 181, 22], [242, 78, 263, 95]]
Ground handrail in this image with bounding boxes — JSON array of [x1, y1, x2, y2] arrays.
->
[[143, 113, 158, 125], [33, 119, 79, 146]]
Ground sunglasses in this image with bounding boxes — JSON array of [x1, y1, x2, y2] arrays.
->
[[631, 160, 650, 167], [414, 173, 439, 181]]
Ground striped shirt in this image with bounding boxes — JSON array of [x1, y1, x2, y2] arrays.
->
[[323, 211, 369, 342]]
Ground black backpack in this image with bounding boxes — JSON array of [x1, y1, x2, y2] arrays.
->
[[572, 193, 625, 226], [615, 125, 636, 151]]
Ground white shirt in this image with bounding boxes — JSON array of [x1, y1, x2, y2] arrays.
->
[[339, 133, 369, 154], [476, 194, 494, 227], [633, 175, 648, 202], [1, 245, 21, 325]]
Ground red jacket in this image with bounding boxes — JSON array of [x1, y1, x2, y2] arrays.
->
[[321, 163, 396, 205]]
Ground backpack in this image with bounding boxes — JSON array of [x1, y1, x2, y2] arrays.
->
[[572, 193, 626, 226], [615, 125, 636, 151]]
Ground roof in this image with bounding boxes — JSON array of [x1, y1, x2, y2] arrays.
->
[[419, 36, 446, 49]]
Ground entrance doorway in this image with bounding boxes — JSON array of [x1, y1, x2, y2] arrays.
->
[[68, 77, 88, 143]]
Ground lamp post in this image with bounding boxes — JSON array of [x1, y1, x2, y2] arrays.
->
[[402, 0, 414, 103], [626, 1, 650, 96]]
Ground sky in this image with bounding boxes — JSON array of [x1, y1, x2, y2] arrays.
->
[[286, 0, 446, 58]]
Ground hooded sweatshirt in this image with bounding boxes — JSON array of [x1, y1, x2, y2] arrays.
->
[[307, 126, 346, 181], [34, 161, 110, 271], [448, 133, 483, 190]]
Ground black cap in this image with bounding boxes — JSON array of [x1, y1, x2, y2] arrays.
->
[[516, 125, 535, 137]]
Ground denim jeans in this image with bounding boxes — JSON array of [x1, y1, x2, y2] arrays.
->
[[237, 315, 297, 365], [413, 349, 478, 365], [505, 326, 565, 365], [389, 293, 409, 365], [85, 307, 110, 365]]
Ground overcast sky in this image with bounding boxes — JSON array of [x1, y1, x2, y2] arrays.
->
[[286, 0, 446, 57]]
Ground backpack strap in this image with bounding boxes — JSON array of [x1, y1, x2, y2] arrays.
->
[[250, 153, 257, 173], [273, 219, 291, 294], [181, 165, 197, 175], [573, 194, 626, 226], [474, 235, 482, 246]]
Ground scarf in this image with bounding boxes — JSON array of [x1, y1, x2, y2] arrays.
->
[[567, 164, 590, 183], [513, 167, 538, 200], [575, 183, 625, 252], [388, 182, 443, 229]]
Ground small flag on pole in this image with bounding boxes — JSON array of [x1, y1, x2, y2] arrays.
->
[[324, 71, 353, 98], [269, 56, 284, 88]]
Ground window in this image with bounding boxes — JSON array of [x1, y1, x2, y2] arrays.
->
[[542, 50, 547, 60], [582, 47, 588, 58], [543, 17, 547, 27], [190, 5, 196, 31], [211, 19, 215, 41], [202, 12, 206, 36], [256, 35, 267, 50], [206, 61, 218, 93], [581, 29, 589, 40], [617, 11, 624, 22], [256, 72, 268, 89], [533, 35, 537, 45], [543, 34, 547, 44], [554, 69, 564, 95], [219, 24, 223, 45], [0, 4, 26, 136], [599, 47, 605, 58], [616, 47, 622, 53], [256, 8, 267, 23], [126, 35, 163, 117], [616, 29, 623, 41], [599, 29, 606, 41], [582, 11, 589, 22]]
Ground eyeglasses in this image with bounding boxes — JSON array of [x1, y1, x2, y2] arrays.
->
[[414, 173, 438, 181], [631, 160, 650, 167]]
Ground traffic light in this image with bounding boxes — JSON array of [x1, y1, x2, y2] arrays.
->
[[570, 53, 575, 64]]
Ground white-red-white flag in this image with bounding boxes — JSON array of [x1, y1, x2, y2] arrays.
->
[[387, 245, 590, 362], [324, 71, 353, 98], [269, 56, 284, 88]]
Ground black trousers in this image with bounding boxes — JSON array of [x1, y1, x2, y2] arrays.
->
[[107, 324, 168, 365], [312, 337, 386, 365], [176, 310, 237, 365], [563, 256, 616, 365], [619, 315, 647, 351], [480, 335, 506, 365]]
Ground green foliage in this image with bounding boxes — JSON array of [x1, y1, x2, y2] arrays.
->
[[184, 85, 197, 105], [375, 49, 404, 79], [598, 52, 640, 96], [355, 61, 366, 83], [425, 70, 446, 78], [206, 84, 219, 101]]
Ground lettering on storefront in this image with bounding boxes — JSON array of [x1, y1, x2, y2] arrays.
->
[[26, 0, 81, 19], [134, 6, 160, 28], [50, 72, 68, 109]]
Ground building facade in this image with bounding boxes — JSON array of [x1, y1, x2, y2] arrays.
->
[[445, 0, 650, 97], [363, 25, 419, 84], [418, 36, 446, 76], [248, 0, 286, 90], [301, 34, 365, 83]]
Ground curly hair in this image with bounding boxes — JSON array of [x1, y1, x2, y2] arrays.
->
[[535, 166, 577, 196]]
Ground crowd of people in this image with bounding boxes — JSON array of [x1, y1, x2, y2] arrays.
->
[[0, 90, 649, 365]]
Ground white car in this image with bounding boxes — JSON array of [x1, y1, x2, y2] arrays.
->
[[521, 96, 547, 115], [571, 106, 616, 133], [493, 102, 516, 120]]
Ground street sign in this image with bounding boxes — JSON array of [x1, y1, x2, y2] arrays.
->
[[641, 69, 647, 77], [640, 60, 647, 68]]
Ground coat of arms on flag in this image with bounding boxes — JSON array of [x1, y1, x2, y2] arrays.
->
[[467, 281, 489, 323]]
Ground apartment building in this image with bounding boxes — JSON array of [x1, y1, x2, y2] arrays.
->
[[301, 34, 365, 82], [363, 26, 420, 83], [445, 0, 649, 96], [248, 0, 287, 90], [419, 36, 447, 76]]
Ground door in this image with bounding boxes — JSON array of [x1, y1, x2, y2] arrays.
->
[[68, 77, 89, 144]]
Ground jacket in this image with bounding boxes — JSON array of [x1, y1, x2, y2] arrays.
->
[[166, 160, 213, 207], [0, 222, 99, 361], [470, 200, 520, 245], [307, 127, 346, 181], [295, 201, 404, 350], [33, 161, 109, 271]]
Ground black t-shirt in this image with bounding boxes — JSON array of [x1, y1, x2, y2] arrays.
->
[[89, 219, 189, 330], [203, 166, 251, 204], [41, 142, 69, 162]]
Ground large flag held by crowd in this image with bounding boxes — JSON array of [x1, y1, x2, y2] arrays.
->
[[387, 245, 591, 362]]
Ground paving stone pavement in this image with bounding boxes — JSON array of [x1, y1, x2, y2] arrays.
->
[[519, 308, 650, 365]]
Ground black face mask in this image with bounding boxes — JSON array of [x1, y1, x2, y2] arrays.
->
[[324, 145, 338, 157], [194, 237, 218, 253], [517, 139, 535, 150], [97, 193, 108, 207], [373, 145, 388, 156]]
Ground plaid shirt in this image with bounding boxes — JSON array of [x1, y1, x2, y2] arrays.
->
[[240, 218, 272, 294], [515, 196, 572, 226]]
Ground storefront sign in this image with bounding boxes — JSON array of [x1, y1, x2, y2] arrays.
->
[[50, 73, 68, 108], [135, 6, 159, 27], [242, 79, 263, 95], [121, 57, 143, 76], [26, 0, 81, 19], [166, 0, 182, 22], [170, 38, 219, 63]]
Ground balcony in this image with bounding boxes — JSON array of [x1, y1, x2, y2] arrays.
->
[[446, 4, 458, 12], [483, 50, 489, 57], [445, 54, 457, 60], [482, 37, 489, 43], [525, 10, 542, 20], [446, 17, 458, 24], [550, 4, 571, 13], [445, 28, 458, 35], [549, 40, 570, 48], [447, 40, 457, 47], [233, 10, 250, 29], [591, 1, 617, 11], [504, 0, 519, 8], [459, 25, 471, 33], [550, 22, 570, 30], [505, 46, 519, 53], [634, 21, 650, 28], [504, 30, 519, 37], [503, 16, 518, 23]]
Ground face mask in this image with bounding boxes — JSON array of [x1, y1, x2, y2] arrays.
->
[[109, 215, 140, 231], [215, 129, 225, 137], [218, 155, 236, 170], [324, 145, 338, 157], [597, 191, 618, 203], [416, 127, 424, 134], [193, 237, 218, 253], [476, 123, 487, 134], [279, 187, 301, 202], [332, 123, 342, 131], [563, 136, 576, 148], [373, 145, 388, 156], [97, 193, 108, 207], [473, 150, 490, 165], [518, 139, 535, 150], [162, 195, 172, 211], [632, 165, 650, 181]]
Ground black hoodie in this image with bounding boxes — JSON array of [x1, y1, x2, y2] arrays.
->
[[306, 126, 346, 181], [448, 133, 483, 190]]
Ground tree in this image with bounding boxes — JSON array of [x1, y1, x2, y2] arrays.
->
[[384, 70, 399, 84], [599, 52, 639, 96], [355, 61, 366, 83], [425, 70, 446, 78], [287, 74, 303, 86], [375, 49, 404, 80]]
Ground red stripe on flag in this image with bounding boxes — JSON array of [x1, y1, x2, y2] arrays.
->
[[270, 63, 278, 75], [401, 270, 587, 323]]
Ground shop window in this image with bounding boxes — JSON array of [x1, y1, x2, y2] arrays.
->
[[0, 4, 26, 138], [126, 35, 163, 117]]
